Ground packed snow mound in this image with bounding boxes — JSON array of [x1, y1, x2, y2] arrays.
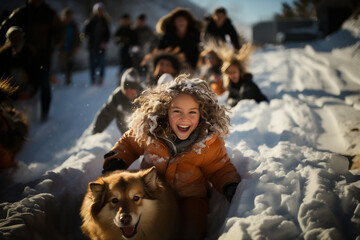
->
[[0, 14, 360, 240]]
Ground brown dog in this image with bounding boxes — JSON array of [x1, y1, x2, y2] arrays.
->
[[80, 167, 179, 240]]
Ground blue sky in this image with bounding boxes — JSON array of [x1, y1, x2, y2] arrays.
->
[[189, 0, 294, 25]]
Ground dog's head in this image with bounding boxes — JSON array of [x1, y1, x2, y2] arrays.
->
[[88, 167, 164, 238]]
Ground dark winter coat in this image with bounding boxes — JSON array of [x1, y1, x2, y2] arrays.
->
[[227, 73, 268, 107], [92, 68, 141, 134], [0, 2, 63, 61], [156, 8, 203, 69], [134, 25, 156, 55], [158, 29, 201, 69], [59, 21, 80, 52], [205, 18, 241, 50], [84, 16, 110, 50], [114, 26, 137, 48]]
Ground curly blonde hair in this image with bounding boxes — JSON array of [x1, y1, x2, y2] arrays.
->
[[129, 74, 230, 142]]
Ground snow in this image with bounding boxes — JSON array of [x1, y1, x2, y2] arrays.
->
[[1, 16, 360, 240]]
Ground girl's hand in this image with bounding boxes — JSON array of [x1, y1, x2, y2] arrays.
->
[[103, 150, 128, 174]]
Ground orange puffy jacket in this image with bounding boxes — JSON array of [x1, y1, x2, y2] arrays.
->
[[104, 130, 241, 198]]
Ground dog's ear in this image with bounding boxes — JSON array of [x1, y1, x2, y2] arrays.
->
[[89, 179, 107, 216], [142, 167, 161, 198], [90, 181, 104, 198]]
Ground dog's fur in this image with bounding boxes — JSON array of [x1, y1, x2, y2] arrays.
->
[[80, 167, 179, 240]]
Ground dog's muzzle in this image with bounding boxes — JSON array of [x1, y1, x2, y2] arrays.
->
[[115, 213, 141, 238]]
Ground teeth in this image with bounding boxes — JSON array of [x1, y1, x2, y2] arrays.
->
[[179, 125, 189, 128]]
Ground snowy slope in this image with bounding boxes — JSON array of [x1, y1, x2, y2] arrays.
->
[[1, 14, 360, 240]]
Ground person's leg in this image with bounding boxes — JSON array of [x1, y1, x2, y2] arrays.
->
[[65, 51, 74, 85], [98, 49, 106, 85], [89, 50, 96, 85], [179, 197, 208, 240], [37, 61, 51, 121]]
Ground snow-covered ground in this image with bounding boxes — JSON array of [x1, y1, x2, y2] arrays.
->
[[1, 16, 360, 240]]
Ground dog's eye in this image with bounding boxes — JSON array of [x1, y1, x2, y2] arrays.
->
[[133, 196, 140, 202], [111, 198, 119, 204]]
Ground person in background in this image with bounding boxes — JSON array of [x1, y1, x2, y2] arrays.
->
[[133, 14, 156, 75], [102, 74, 241, 240], [145, 52, 180, 87], [58, 7, 80, 85], [196, 48, 225, 96], [221, 45, 268, 107], [0, 26, 37, 100], [205, 7, 241, 50], [114, 14, 137, 75], [156, 7, 203, 71], [84, 2, 110, 85], [92, 68, 141, 135], [0, 0, 63, 122]]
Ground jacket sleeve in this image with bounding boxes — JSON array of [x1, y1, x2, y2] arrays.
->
[[201, 136, 241, 194], [227, 22, 240, 50], [92, 90, 119, 134], [103, 129, 144, 168]]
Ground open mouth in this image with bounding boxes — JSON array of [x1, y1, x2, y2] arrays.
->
[[121, 225, 136, 238], [177, 125, 190, 132], [120, 216, 141, 239]]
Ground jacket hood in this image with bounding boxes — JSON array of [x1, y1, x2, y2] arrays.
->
[[156, 7, 204, 35]]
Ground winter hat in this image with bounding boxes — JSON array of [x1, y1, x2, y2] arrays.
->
[[153, 53, 181, 74], [92, 2, 105, 15], [120, 68, 141, 91], [157, 73, 174, 86], [156, 7, 204, 35]]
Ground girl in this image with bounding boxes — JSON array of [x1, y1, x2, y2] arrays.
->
[[156, 8, 203, 71], [103, 74, 241, 240], [222, 45, 268, 107]]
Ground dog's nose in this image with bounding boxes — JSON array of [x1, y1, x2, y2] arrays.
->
[[120, 214, 132, 225]]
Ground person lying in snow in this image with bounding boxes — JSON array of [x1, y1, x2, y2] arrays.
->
[[222, 43, 268, 107], [91, 68, 142, 134], [102, 74, 241, 240]]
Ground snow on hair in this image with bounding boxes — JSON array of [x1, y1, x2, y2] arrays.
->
[[128, 74, 230, 142]]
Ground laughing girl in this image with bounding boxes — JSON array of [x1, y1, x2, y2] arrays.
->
[[103, 74, 241, 240]]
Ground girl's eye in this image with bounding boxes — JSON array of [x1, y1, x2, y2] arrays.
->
[[133, 196, 140, 202], [111, 198, 119, 204]]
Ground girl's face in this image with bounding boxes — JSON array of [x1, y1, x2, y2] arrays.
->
[[226, 65, 240, 83], [123, 88, 138, 101], [174, 16, 188, 32], [154, 59, 175, 77], [168, 93, 200, 140], [203, 53, 218, 67]]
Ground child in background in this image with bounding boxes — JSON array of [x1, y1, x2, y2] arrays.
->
[[59, 7, 80, 85], [91, 68, 141, 135], [145, 52, 180, 87], [197, 49, 225, 96], [222, 43, 268, 107], [103, 74, 241, 240]]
